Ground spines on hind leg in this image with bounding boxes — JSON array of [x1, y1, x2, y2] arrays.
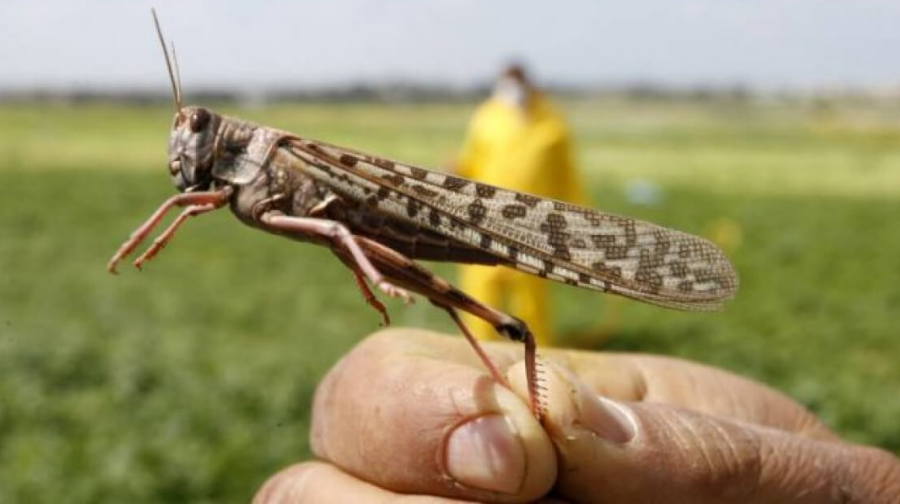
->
[[495, 317, 547, 422], [533, 358, 548, 420]]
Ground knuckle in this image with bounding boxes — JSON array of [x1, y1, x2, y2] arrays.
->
[[648, 407, 762, 499], [840, 445, 900, 501]]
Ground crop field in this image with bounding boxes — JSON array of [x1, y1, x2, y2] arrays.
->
[[1, 98, 899, 502]]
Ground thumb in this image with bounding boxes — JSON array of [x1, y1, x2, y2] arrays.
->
[[509, 361, 900, 504]]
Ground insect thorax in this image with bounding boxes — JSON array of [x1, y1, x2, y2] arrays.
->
[[227, 147, 334, 230]]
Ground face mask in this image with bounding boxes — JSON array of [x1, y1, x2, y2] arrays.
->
[[493, 77, 528, 110]]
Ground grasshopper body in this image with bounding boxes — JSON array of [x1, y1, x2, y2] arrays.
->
[[108, 12, 739, 418]]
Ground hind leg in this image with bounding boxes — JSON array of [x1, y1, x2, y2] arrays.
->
[[337, 236, 544, 420]]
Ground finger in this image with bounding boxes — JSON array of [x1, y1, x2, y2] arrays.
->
[[512, 363, 900, 504], [252, 462, 467, 503], [310, 329, 557, 503], [253, 462, 571, 504], [540, 348, 837, 440]]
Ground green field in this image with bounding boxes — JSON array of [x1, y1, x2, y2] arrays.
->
[[1, 98, 899, 503]]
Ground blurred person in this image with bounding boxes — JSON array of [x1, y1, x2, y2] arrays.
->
[[255, 329, 900, 503], [453, 64, 588, 346]]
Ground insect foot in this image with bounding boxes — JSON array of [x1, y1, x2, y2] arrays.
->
[[377, 280, 414, 304]]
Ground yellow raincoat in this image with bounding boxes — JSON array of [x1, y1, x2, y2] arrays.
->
[[456, 93, 587, 346]]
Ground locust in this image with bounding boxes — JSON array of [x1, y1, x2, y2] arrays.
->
[[108, 11, 738, 419]]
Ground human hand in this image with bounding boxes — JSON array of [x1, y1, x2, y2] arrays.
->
[[254, 329, 900, 503]]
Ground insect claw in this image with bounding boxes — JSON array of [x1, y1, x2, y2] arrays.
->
[[372, 300, 391, 326], [133, 251, 153, 270]]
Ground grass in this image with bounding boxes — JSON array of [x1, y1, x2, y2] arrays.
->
[[1, 98, 899, 502]]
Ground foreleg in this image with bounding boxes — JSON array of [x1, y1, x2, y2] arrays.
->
[[107, 188, 232, 273], [132, 203, 220, 269]]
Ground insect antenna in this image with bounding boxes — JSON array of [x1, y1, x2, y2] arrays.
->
[[150, 9, 182, 111], [170, 42, 184, 109]]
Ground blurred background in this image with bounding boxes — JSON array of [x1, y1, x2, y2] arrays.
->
[[2, 1, 899, 502]]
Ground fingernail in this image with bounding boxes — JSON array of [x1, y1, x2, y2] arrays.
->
[[445, 414, 525, 494], [578, 384, 637, 444]]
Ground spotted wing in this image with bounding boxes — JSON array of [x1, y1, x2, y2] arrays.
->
[[286, 137, 738, 310]]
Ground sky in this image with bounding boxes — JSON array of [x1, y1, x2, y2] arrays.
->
[[2, 0, 899, 91]]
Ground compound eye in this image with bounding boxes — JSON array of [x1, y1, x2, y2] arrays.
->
[[189, 108, 211, 133]]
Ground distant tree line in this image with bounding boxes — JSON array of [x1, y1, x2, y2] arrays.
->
[[1, 82, 898, 105]]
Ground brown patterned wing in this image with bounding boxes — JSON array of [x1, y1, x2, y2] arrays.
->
[[285, 137, 738, 311]]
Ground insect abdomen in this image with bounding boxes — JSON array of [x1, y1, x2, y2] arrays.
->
[[324, 201, 503, 265]]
